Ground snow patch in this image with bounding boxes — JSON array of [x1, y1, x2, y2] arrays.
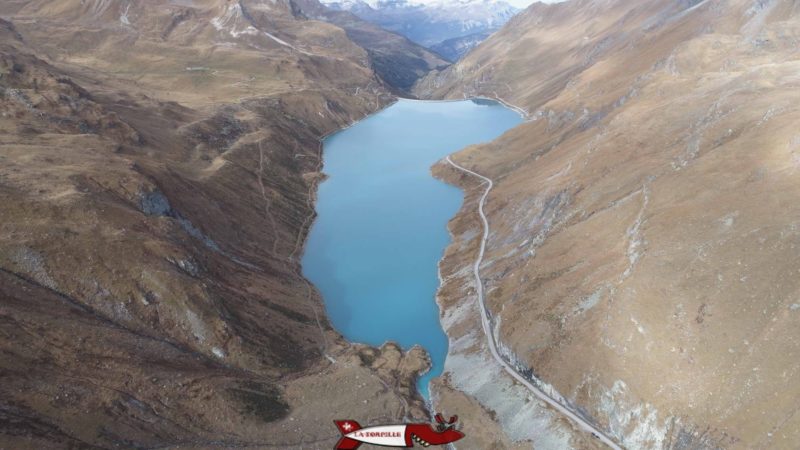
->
[[186, 310, 208, 343], [622, 186, 649, 280], [119, 3, 131, 25]]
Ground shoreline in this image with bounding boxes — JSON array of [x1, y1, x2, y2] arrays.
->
[[301, 96, 523, 406], [291, 93, 400, 363], [397, 95, 529, 120]]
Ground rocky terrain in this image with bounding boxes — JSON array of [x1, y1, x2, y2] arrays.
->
[[418, 0, 800, 447], [321, 0, 519, 60], [0, 0, 437, 447]]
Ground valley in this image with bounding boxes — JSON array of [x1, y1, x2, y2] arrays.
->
[[1, 0, 799, 448], [321, 0, 519, 60], [302, 99, 521, 400]]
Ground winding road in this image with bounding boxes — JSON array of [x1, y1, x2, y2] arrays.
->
[[444, 156, 623, 450]]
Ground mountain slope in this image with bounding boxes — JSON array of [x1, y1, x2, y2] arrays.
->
[[0, 1, 432, 446], [430, 30, 492, 61], [417, 0, 800, 447], [291, 0, 450, 91]]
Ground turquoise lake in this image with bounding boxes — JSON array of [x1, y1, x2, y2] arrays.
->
[[302, 99, 522, 398]]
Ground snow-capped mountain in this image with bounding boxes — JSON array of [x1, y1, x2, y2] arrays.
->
[[320, 0, 519, 60]]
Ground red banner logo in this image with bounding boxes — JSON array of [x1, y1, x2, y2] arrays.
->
[[334, 414, 464, 449]]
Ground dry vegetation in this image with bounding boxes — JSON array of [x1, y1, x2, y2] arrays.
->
[[0, 0, 436, 446], [418, 0, 800, 447]]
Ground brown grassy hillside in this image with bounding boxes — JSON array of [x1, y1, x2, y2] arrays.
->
[[0, 1, 434, 446], [418, 0, 800, 447]]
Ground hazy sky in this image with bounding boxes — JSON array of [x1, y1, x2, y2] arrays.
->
[[502, 0, 568, 9], [410, 0, 566, 11], [508, 0, 538, 8]]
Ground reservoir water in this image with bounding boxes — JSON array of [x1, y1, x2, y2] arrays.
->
[[302, 99, 522, 397]]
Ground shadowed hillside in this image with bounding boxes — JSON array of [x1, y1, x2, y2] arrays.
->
[[0, 1, 435, 446]]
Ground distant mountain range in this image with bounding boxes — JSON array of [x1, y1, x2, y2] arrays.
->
[[429, 30, 491, 62], [320, 0, 519, 60]]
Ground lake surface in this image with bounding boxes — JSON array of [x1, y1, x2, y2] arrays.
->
[[302, 99, 522, 398]]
